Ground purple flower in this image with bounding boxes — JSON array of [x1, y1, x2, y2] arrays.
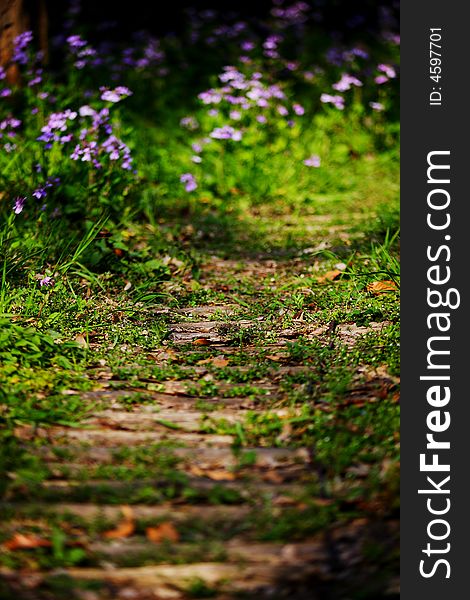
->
[[40, 276, 54, 287], [100, 86, 132, 103], [383, 32, 400, 45], [303, 154, 321, 167], [277, 105, 288, 116], [13, 197, 26, 214], [198, 90, 222, 104], [79, 105, 96, 117], [66, 35, 87, 49], [293, 103, 305, 116], [348, 47, 369, 60], [191, 142, 203, 153], [378, 64, 396, 78], [320, 93, 345, 110], [369, 102, 385, 111], [180, 173, 197, 192], [33, 187, 47, 200], [375, 75, 389, 85], [12, 31, 33, 64], [256, 115, 267, 124], [219, 67, 244, 83], [180, 116, 199, 130], [332, 73, 363, 92], [191, 155, 202, 163], [210, 125, 242, 141], [241, 40, 255, 52]]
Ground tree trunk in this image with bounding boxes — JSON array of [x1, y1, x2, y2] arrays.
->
[[0, 0, 49, 84], [0, 0, 25, 82]]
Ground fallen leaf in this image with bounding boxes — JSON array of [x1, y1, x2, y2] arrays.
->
[[146, 522, 179, 543], [317, 269, 342, 284], [3, 533, 52, 551], [192, 338, 212, 346], [74, 334, 88, 348], [211, 358, 229, 368], [366, 280, 398, 294], [198, 357, 229, 368], [266, 354, 286, 362], [103, 505, 135, 539]]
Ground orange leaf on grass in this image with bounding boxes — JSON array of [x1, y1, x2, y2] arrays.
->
[[317, 269, 342, 284], [146, 522, 179, 543], [197, 357, 229, 367], [3, 533, 52, 551], [366, 280, 398, 294], [103, 505, 135, 539]]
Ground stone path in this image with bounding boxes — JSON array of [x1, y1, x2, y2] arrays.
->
[[1, 249, 399, 599]]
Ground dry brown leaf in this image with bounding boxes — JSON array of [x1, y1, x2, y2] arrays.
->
[[317, 269, 342, 284], [103, 505, 135, 539], [74, 334, 88, 348], [205, 469, 236, 481], [266, 354, 285, 362], [3, 533, 52, 551], [192, 338, 212, 346], [212, 358, 229, 367], [146, 522, 179, 543], [197, 357, 229, 368], [211, 358, 229, 368], [366, 280, 398, 294]]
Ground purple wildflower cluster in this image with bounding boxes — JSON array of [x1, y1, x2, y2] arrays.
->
[[326, 46, 369, 67], [0, 117, 21, 152], [210, 125, 242, 141], [176, 63, 305, 192], [180, 116, 199, 130], [12, 31, 33, 65], [375, 63, 397, 85], [32, 176, 61, 201], [66, 34, 97, 69], [320, 93, 345, 110], [263, 34, 283, 59], [316, 45, 397, 112], [270, 1, 310, 26], [37, 109, 78, 146], [36, 93, 133, 171], [332, 73, 363, 92], [100, 86, 132, 103], [121, 36, 166, 72], [179, 65, 307, 191], [12, 176, 61, 216], [197, 66, 298, 122], [180, 173, 197, 192], [0, 65, 9, 98]]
